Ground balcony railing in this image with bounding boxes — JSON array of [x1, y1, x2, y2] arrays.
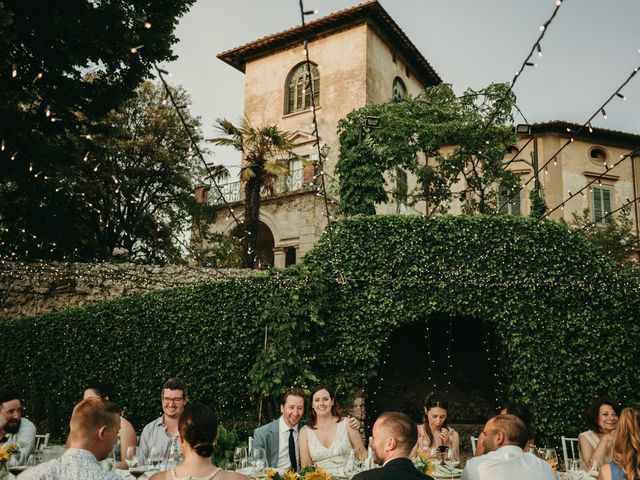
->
[[209, 168, 322, 205]]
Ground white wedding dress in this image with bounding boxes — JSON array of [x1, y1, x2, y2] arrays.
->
[[306, 418, 353, 474]]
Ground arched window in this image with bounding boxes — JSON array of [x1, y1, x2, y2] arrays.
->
[[392, 77, 407, 101], [285, 62, 320, 114]]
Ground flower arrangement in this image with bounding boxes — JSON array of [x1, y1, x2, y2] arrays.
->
[[0, 444, 20, 463], [265, 465, 332, 480], [412, 449, 435, 476]]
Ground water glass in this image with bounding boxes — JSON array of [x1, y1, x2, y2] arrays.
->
[[234, 446, 248, 470], [567, 459, 581, 479], [148, 446, 162, 470], [125, 446, 138, 469], [250, 447, 266, 474], [445, 448, 459, 468]]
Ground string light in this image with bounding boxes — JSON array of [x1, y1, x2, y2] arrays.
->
[[130, 45, 144, 54], [536, 44, 543, 57], [11, 65, 17, 78], [601, 108, 607, 119]]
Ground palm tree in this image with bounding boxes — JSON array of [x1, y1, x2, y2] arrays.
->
[[210, 118, 300, 268]]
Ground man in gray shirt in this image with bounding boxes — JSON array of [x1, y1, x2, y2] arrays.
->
[[138, 378, 188, 465], [0, 391, 36, 466]]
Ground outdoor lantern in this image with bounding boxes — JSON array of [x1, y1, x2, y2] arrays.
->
[[320, 143, 330, 158], [365, 116, 380, 128], [515, 123, 531, 135]]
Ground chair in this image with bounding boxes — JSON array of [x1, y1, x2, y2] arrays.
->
[[470, 435, 478, 455], [35, 433, 50, 452], [561, 436, 579, 470]]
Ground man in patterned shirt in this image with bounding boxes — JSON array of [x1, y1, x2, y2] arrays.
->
[[19, 397, 121, 480]]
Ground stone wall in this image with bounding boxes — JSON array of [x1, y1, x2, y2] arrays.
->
[[0, 261, 249, 320]]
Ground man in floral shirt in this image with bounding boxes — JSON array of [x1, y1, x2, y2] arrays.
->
[[19, 397, 121, 480]]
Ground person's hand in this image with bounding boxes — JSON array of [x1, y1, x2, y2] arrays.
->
[[603, 431, 615, 447], [439, 427, 451, 445], [347, 417, 360, 430]]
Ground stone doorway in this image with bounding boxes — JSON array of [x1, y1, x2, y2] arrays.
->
[[366, 314, 497, 452]]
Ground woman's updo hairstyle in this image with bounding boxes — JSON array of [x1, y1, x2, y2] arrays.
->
[[178, 402, 218, 458]]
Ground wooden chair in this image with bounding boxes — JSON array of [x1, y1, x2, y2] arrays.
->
[[561, 436, 579, 470]]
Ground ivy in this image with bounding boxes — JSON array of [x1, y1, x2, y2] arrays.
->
[[2, 215, 639, 447], [335, 84, 519, 216]]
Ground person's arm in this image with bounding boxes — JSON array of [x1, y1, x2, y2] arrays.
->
[[16, 418, 36, 465], [117, 417, 138, 470], [138, 426, 150, 466], [346, 425, 367, 460], [579, 432, 613, 468], [450, 429, 460, 453], [299, 427, 313, 467], [597, 464, 612, 480]]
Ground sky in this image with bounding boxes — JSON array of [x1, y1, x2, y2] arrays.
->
[[162, 0, 640, 177]]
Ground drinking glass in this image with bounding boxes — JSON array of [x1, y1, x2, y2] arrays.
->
[[589, 460, 602, 475], [436, 445, 448, 466], [26, 454, 38, 467], [445, 448, 459, 468], [148, 446, 162, 470], [567, 459, 582, 479], [345, 449, 357, 475], [234, 446, 248, 470], [250, 447, 267, 475], [125, 446, 138, 469], [543, 448, 558, 472]]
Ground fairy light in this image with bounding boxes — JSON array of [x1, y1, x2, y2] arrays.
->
[[130, 45, 144, 54], [11, 65, 17, 78], [536, 44, 543, 57], [1, 140, 4, 151], [10, 152, 17, 160], [601, 108, 607, 119], [144, 22, 152, 29]]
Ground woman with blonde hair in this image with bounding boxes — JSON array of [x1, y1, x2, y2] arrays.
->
[[598, 407, 640, 480]]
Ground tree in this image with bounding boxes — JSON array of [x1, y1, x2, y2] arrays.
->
[[1, 81, 219, 263], [568, 206, 636, 265], [335, 83, 519, 215], [210, 119, 299, 268], [0, 0, 196, 260]]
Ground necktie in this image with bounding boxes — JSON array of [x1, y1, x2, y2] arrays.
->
[[288, 428, 297, 471]]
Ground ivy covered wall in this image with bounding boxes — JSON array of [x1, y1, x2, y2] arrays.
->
[[3, 215, 639, 445]]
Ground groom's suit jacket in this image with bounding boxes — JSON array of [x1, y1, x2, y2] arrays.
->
[[252, 417, 301, 468]]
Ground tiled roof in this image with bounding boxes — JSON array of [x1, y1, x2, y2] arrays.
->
[[217, 0, 441, 87], [531, 121, 640, 147]]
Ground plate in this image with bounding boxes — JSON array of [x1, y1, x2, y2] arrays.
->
[[128, 466, 150, 473], [8, 465, 28, 473], [432, 467, 462, 479]]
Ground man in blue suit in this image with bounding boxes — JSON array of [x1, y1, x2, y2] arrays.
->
[[253, 387, 305, 469]]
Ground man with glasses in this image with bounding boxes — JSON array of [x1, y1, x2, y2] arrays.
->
[[138, 378, 188, 465]]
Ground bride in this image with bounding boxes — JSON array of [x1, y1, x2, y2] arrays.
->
[[299, 385, 366, 473]]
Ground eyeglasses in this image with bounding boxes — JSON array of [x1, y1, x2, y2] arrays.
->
[[162, 397, 184, 405]]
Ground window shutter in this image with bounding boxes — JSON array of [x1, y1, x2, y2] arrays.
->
[[602, 188, 611, 224], [593, 188, 603, 223], [511, 189, 521, 216]]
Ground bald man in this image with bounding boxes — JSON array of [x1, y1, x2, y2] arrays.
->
[[19, 397, 121, 480], [353, 412, 433, 480], [462, 414, 555, 480]]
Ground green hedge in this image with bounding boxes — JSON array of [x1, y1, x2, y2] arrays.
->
[[303, 215, 640, 444], [3, 272, 305, 438], [3, 215, 639, 446]]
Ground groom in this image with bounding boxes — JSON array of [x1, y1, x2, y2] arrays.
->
[[253, 387, 305, 469]]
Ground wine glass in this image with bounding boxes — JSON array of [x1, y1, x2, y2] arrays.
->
[[589, 459, 602, 475], [345, 449, 357, 475], [567, 459, 582, 479], [543, 448, 558, 472], [234, 446, 247, 470], [436, 445, 448, 466], [250, 447, 267, 475], [445, 448, 459, 468], [125, 446, 138, 469], [26, 454, 38, 467], [148, 446, 162, 470]]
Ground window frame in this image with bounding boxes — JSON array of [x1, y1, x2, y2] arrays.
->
[[284, 62, 320, 115], [592, 186, 612, 226]]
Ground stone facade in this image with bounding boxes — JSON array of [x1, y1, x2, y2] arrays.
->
[[0, 261, 247, 320], [203, 1, 441, 266]]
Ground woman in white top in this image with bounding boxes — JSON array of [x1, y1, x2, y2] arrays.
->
[[578, 396, 620, 470], [299, 385, 366, 473], [150, 402, 246, 480]]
